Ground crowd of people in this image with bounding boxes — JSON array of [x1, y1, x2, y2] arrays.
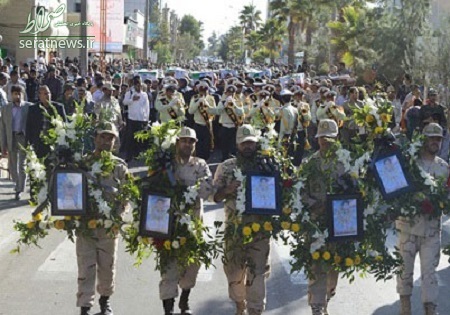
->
[[1, 53, 449, 315]]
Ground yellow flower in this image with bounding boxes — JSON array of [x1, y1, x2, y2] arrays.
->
[[381, 113, 392, 123], [163, 240, 171, 250], [32, 213, 43, 222], [322, 251, 331, 261], [440, 202, 445, 209], [263, 221, 273, 232], [74, 216, 81, 220], [282, 207, 292, 215], [26, 221, 35, 229], [345, 257, 354, 267], [260, 149, 272, 156], [374, 126, 384, 134], [179, 237, 187, 246], [312, 251, 320, 260], [360, 188, 367, 198], [88, 219, 97, 229], [141, 237, 150, 245], [251, 223, 261, 233], [375, 255, 383, 262], [54, 220, 65, 230], [64, 216, 72, 221], [242, 226, 252, 236], [281, 221, 291, 230], [354, 255, 361, 265], [334, 255, 342, 264], [291, 223, 300, 233], [365, 115, 375, 123]]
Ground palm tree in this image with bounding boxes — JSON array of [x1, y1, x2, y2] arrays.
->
[[258, 18, 286, 62], [270, 0, 315, 65], [239, 4, 263, 35], [327, 5, 376, 74], [245, 30, 262, 56]]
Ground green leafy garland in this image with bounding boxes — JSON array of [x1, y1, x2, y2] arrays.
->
[[123, 122, 221, 272]]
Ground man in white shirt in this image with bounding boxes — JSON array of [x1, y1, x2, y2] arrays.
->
[[122, 76, 149, 161]]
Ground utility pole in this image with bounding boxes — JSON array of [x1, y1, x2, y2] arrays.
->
[[144, 0, 149, 62], [79, 0, 88, 76]]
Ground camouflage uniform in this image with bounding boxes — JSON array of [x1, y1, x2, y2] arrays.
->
[[159, 156, 214, 300], [76, 155, 129, 308], [396, 156, 449, 305], [303, 120, 347, 314], [214, 158, 271, 314], [304, 151, 346, 310]]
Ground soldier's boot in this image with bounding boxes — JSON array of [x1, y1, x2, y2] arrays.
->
[[163, 298, 175, 315], [235, 301, 247, 315], [80, 307, 92, 315], [310, 304, 323, 315], [99, 296, 113, 315], [247, 308, 262, 315], [179, 289, 192, 315], [424, 302, 439, 315], [399, 295, 411, 315]]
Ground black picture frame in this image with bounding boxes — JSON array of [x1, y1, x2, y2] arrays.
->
[[372, 150, 414, 200], [327, 194, 364, 242], [51, 169, 87, 216], [139, 191, 173, 238], [245, 171, 282, 215]]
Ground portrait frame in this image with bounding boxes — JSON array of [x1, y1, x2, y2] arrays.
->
[[51, 169, 87, 216], [139, 190, 174, 238], [245, 171, 281, 215], [327, 194, 364, 242], [372, 150, 414, 200]]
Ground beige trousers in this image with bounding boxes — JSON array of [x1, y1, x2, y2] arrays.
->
[[76, 229, 118, 307], [159, 260, 201, 300], [223, 237, 271, 312]]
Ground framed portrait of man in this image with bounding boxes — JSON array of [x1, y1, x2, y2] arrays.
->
[[245, 171, 281, 215], [372, 150, 414, 200], [52, 170, 87, 216], [327, 194, 363, 242], [139, 191, 173, 238]]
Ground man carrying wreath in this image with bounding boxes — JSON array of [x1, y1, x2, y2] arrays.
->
[[396, 123, 449, 315], [213, 124, 270, 315], [302, 119, 347, 315], [77, 122, 129, 315], [159, 126, 214, 315]]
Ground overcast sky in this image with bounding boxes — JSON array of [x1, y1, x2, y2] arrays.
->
[[162, 0, 268, 41]]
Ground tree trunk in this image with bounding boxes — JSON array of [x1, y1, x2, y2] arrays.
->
[[288, 21, 296, 65]]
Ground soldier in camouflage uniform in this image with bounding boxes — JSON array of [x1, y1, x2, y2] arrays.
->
[[77, 122, 129, 315], [160, 127, 214, 315], [303, 119, 347, 315], [214, 125, 270, 315], [396, 123, 449, 315]]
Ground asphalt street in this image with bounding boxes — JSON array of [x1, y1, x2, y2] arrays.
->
[[1, 170, 450, 315]]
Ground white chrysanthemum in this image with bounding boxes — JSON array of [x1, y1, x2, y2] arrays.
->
[[122, 209, 134, 223], [66, 128, 76, 141], [37, 185, 48, 204], [98, 201, 111, 216], [91, 189, 103, 200], [172, 240, 180, 249], [104, 219, 113, 229], [39, 221, 48, 229], [179, 214, 192, 226], [121, 223, 132, 233], [74, 220, 80, 228], [74, 153, 82, 161], [91, 162, 102, 175]]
